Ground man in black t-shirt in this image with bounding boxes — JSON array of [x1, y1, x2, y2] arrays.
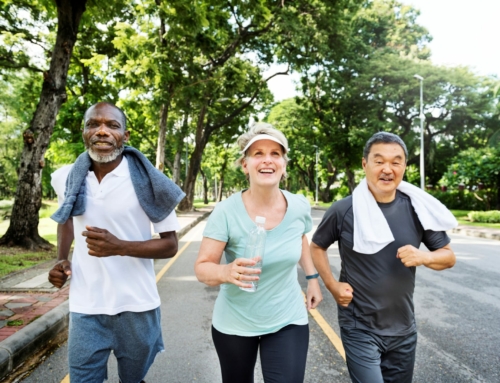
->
[[311, 132, 456, 383]]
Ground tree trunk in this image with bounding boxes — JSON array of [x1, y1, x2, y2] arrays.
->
[[217, 176, 224, 202], [200, 168, 209, 204], [320, 161, 338, 202], [178, 139, 208, 211], [155, 103, 168, 170], [217, 148, 229, 202], [172, 150, 181, 186], [178, 105, 208, 211], [346, 167, 356, 194], [0, 0, 87, 250]]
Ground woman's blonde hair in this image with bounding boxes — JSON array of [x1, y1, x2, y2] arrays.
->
[[235, 122, 289, 167]]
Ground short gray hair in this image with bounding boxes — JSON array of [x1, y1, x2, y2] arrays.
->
[[235, 122, 289, 167], [363, 132, 408, 161]]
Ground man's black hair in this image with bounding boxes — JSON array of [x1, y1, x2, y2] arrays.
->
[[83, 102, 127, 130], [363, 132, 408, 162]]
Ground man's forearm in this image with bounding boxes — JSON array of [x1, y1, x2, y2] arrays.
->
[[310, 242, 339, 290], [117, 232, 178, 259], [57, 219, 74, 261], [424, 245, 456, 270]]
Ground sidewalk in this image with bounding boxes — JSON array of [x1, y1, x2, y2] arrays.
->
[[0, 207, 212, 380]]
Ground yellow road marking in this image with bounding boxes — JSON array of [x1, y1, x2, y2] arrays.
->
[[303, 292, 346, 361], [61, 239, 193, 383], [155, 241, 191, 283]]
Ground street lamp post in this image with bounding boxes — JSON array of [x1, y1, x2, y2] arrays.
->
[[313, 145, 319, 205], [414, 74, 425, 190], [185, 139, 188, 179]]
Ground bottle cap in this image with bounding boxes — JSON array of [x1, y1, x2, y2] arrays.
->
[[255, 216, 266, 224]]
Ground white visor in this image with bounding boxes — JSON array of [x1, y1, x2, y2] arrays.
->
[[241, 134, 289, 154]]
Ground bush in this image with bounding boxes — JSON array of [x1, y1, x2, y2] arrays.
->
[[428, 189, 493, 210], [468, 211, 500, 223]]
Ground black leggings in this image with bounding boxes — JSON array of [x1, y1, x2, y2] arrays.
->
[[212, 324, 309, 383]]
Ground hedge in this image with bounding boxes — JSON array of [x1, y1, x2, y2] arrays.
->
[[427, 190, 493, 211], [468, 211, 500, 223]]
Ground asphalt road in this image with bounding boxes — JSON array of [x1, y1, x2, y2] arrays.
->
[[20, 209, 500, 382]]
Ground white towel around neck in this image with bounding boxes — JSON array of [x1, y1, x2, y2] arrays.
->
[[352, 178, 458, 254]]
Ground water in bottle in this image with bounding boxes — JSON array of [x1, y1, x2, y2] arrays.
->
[[240, 216, 266, 292]]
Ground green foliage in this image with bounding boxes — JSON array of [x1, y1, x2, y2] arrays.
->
[[427, 190, 492, 211], [404, 165, 420, 186], [440, 147, 500, 189], [1, 0, 499, 209], [468, 210, 500, 224], [0, 73, 42, 197]]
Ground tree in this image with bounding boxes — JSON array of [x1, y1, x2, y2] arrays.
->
[[0, 0, 87, 249], [441, 147, 500, 209], [295, 0, 498, 195]]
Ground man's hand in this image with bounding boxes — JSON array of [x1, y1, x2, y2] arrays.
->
[[329, 281, 354, 307], [397, 245, 427, 267], [48, 260, 72, 288], [82, 226, 123, 257]]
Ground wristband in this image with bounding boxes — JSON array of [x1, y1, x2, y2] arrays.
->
[[305, 273, 319, 280]]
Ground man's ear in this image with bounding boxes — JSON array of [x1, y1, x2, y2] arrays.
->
[[362, 157, 367, 170]]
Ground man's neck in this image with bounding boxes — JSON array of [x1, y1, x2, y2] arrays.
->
[[90, 155, 123, 183], [368, 188, 397, 203]]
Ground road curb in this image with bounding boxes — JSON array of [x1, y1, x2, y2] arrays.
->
[[176, 210, 211, 240], [0, 301, 69, 379], [451, 227, 500, 241], [0, 210, 212, 381]]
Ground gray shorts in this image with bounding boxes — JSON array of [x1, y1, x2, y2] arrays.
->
[[341, 327, 417, 383], [68, 307, 164, 383]]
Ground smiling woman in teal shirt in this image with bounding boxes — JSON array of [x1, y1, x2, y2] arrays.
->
[[195, 122, 322, 383]]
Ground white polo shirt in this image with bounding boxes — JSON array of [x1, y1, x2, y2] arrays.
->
[[51, 156, 180, 315]]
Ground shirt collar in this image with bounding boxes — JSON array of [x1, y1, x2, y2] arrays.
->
[[88, 155, 129, 178], [110, 155, 129, 177]]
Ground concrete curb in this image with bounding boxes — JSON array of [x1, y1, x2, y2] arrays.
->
[[451, 227, 500, 241], [0, 301, 69, 378], [177, 210, 212, 240], [0, 210, 212, 381]]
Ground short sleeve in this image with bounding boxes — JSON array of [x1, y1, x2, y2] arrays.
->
[[422, 230, 450, 251], [298, 195, 313, 234], [51, 165, 73, 206], [152, 209, 180, 233], [203, 203, 229, 243], [311, 203, 340, 249]]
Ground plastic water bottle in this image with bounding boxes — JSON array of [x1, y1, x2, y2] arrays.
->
[[239, 216, 266, 293]]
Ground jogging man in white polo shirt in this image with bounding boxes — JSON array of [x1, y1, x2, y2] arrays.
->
[[48, 102, 185, 383]]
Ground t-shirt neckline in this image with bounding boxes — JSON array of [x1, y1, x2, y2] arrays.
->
[[238, 189, 289, 232]]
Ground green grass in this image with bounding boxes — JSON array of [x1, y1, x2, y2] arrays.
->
[[0, 199, 58, 277], [0, 250, 56, 277], [450, 209, 500, 229], [192, 199, 216, 209], [7, 320, 24, 326], [0, 200, 58, 245]]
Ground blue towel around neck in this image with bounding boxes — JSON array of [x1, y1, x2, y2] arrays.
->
[[51, 146, 186, 224]]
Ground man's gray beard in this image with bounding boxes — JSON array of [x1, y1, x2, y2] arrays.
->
[[87, 145, 124, 163]]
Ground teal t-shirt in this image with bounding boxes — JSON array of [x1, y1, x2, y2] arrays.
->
[[203, 190, 313, 336]]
